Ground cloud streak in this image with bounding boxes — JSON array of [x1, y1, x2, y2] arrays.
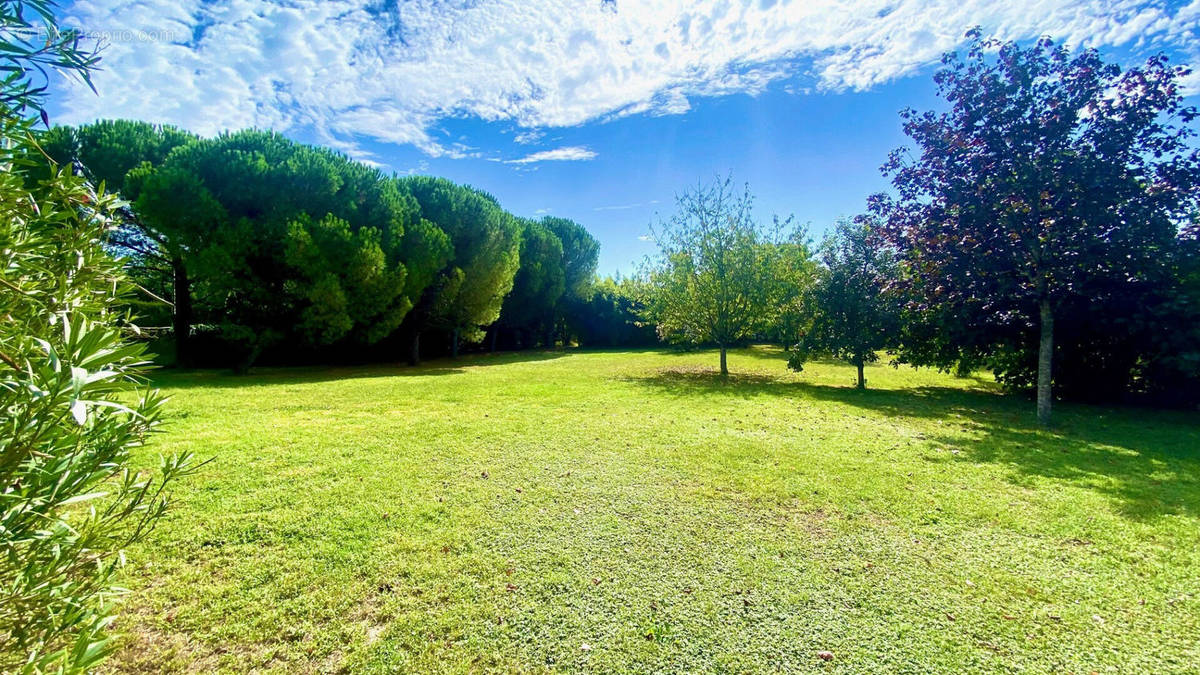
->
[[53, 1, 1200, 158], [507, 146, 597, 164]]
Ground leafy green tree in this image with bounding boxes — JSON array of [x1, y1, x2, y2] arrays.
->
[[40, 120, 195, 194], [401, 177, 520, 361], [877, 30, 1200, 424], [788, 219, 898, 389], [542, 216, 599, 298], [494, 218, 565, 349], [759, 230, 815, 347], [541, 215, 599, 345], [1, 3, 199, 670], [134, 131, 440, 369], [40, 120, 198, 362], [643, 177, 790, 375]]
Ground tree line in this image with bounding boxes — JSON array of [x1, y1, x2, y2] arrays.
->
[[38, 124, 601, 371], [641, 32, 1200, 422], [43, 29, 1200, 421]]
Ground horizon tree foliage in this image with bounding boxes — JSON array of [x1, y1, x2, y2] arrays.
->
[[539, 215, 599, 346], [494, 218, 566, 349], [0, 2, 199, 670], [45, 118, 614, 368], [760, 229, 815, 347], [39, 120, 198, 360], [642, 177, 791, 375], [787, 218, 899, 389], [567, 275, 658, 348], [542, 215, 600, 299], [400, 176, 520, 361], [876, 30, 1200, 424], [132, 130, 441, 370]]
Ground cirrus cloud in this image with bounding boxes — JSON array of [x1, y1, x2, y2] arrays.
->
[[52, 0, 1200, 161], [507, 146, 598, 164]]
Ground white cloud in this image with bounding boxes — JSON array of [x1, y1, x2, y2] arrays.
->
[[513, 129, 546, 145], [507, 146, 597, 164], [54, 1, 1200, 156]]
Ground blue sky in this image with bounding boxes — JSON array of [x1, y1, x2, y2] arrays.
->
[[404, 78, 945, 275], [49, 1, 1200, 274]]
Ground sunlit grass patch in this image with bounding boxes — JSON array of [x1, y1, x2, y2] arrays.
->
[[109, 347, 1200, 673]]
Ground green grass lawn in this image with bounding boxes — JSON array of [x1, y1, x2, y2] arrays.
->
[[110, 347, 1200, 673]]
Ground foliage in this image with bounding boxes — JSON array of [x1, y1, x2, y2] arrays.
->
[[875, 30, 1200, 422], [0, 0, 97, 114], [39, 120, 199, 355], [541, 215, 600, 300], [40, 120, 196, 195], [49, 123, 620, 367], [566, 276, 658, 347], [130, 131, 437, 369], [642, 177, 792, 374], [759, 229, 815, 346], [787, 218, 898, 388], [400, 176, 520, 359], [40, 120, 198, 275], [494, 218, 565, 348], [1120, 230, 1200, 406], [541, 215, 599, 345], [0, 5, 198, 668]]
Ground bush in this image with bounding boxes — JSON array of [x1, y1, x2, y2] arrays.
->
[[0, 114, 202, 672]]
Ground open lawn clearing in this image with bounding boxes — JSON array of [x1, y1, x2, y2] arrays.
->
[[110, 347, 1200, 673]]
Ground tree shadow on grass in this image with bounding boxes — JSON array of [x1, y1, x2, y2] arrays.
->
[[618, 366, 793, 398], [625, 367, 1200, 521], [152, 349, 570, 390]]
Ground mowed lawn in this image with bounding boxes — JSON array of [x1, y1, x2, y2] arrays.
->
[[110, 347, 1200, 673]]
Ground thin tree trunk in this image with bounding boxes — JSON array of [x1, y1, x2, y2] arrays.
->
[[409, 332, 421, 366], [490, 327, 498, 353], [719, 346, 728, 376], [451, 328, 459, 358], [1037, 298, 1054, 426], [171, 257, 192, 368], [856, 355, 865, 390]]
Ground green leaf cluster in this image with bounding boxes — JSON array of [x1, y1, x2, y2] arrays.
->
[[1, 83, 199, 675]]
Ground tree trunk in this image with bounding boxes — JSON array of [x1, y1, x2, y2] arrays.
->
[[490, 327, 498, 353], [451, 328, 459, 359], [856, 355, 865, 390], [719, 346, 728, 376], [171, 257, 192, 368], [409, 332, 421, 366], [1037, 298, 1054, 426]]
